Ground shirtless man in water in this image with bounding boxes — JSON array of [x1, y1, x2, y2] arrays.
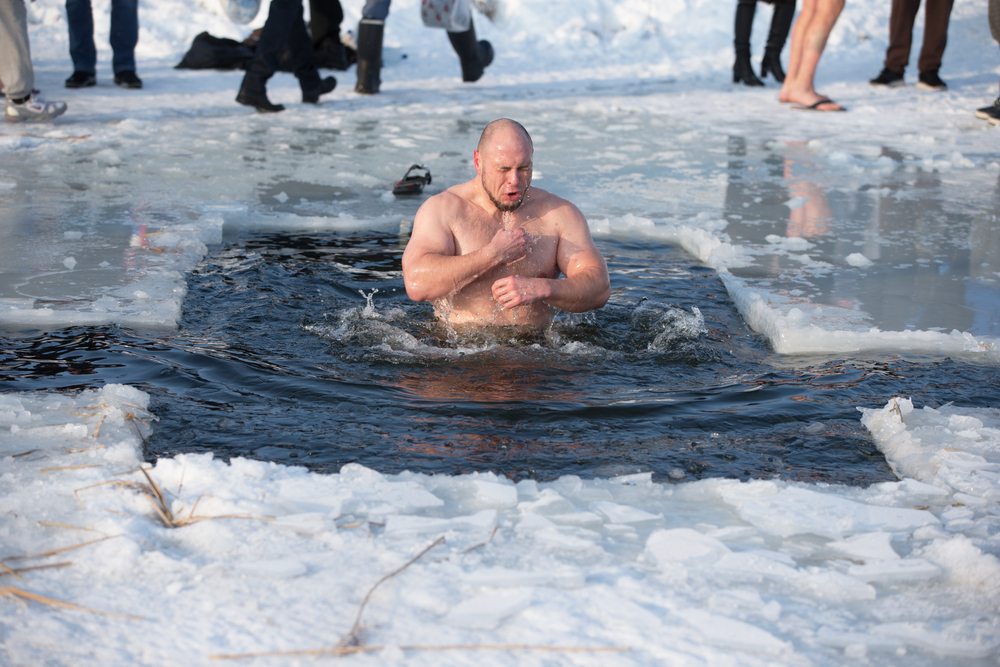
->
[[401, 118, 610, 328]]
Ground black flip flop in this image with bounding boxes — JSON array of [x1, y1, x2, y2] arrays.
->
[[392, 164, 432, 195], [792, 98, 847, 112]]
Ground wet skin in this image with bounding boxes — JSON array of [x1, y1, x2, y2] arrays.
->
[[401, 124, 610, 327]]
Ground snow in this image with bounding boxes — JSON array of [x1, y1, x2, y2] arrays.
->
[[3, 387, 1000, 665], [2, 0, 1000, 664]]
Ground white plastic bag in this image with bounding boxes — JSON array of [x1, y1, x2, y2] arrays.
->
[[420, 0, 472, 32]]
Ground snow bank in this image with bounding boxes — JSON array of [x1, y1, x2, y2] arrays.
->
[[2, 387, 999, 665]]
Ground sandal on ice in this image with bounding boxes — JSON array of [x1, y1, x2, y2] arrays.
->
[[392, 164, 432, 195], [792, 98, 846, 112]]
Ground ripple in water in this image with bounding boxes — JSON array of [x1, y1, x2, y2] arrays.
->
[[6, 231, 995, 485]]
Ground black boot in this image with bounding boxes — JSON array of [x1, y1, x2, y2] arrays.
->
[[760, 1, 794, 82], [733, 2, 764, 87], [314, 36, 350, 71], [302, 75, 337, 103], [355, 19, 383, 94], [447, 19, 493, 83], [236, 63, 284, 112]]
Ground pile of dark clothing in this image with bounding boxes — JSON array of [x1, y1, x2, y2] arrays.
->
[[176, 26, 354, 72]]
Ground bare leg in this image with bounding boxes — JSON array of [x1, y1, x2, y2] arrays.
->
[[779, 0, 845, 109]]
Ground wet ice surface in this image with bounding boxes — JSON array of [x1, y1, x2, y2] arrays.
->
[[2, 79, 998, 355], [2, 0, 1000, 664]]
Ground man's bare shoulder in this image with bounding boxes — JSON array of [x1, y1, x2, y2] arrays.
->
[[525, 187, 586, 227], [419, 180, 477, 217]]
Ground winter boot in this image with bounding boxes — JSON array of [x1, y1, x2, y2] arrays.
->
[[302, 75, 337, 103], [236, 63, 284, 112], [447, 19, 494, 83], [733, 2, 763, 87], [354, 19, 383, 95], [760, 1, 794, 82]]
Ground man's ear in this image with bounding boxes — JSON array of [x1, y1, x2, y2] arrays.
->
[[473, 149, 482, 176]]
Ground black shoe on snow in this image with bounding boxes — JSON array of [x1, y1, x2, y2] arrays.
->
[[917, 70, 947, 91], [114, 71, 143, 89], [236, 88, 284, 112], [870, 68, 904, 87], [303, 76, 336, 103], [65, 71, 96, 89]]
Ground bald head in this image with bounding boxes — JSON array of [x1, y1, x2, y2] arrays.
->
[[477, 118, 533, 156]]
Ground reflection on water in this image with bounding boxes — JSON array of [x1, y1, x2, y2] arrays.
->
[[722, 135, 1000, 337], [6, 230, 999, 486]]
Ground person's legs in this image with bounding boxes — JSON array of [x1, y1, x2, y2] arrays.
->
[[2, 0, 67, 122], [288, 7, 336, 101], [0, 0, 34, 98], [109, 0, 138, 74], [779, 0, 845, 108], [916, 0, 953, 73], [761, 0, 796, 82], [734, 0, 764, 86], [782, 0, 814, 88], [308, 0, 343, 46], [65, 0, 97, 74], [309, 0, 349, 70], [238, 0, 301, 111], [355, 0, 390, 93], [884, 0, 920, 73]]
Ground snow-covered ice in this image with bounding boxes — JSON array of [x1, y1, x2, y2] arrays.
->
[[2, 0, 1000, 664], [2, 387, 1000, 665]]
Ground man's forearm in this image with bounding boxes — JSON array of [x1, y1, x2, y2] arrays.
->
[[541, 267, 610, 313], [403, 248, 500, 302]]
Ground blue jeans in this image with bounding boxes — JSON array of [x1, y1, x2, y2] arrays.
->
[[362, 0, 390, 20], [65, 0, 138, 74]]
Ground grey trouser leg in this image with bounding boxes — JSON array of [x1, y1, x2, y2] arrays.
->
[[0, 0, 34, 98]]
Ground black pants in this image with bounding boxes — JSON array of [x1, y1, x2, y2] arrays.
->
[[248, 0, 318, 86]]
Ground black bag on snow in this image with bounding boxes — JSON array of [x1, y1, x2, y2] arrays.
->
[[175, 32, 255, 70]]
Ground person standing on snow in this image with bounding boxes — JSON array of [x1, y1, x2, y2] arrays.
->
[[236, 0, 337, 112], [976, 0, 1000, 124], [778, 0, 846, 110], [733, 0, 797, 87], [869, 0, 954, 90], [1, 0, 68, 122], [353, 0, 494, 94], [64, 0, 143, 89]]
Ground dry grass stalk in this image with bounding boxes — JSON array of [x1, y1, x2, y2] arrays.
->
[[12, 449, 40, 459], [0, 562, 72, 576], [137, 470, 273, 528], [338, 536, 445, 648], [210, 643, 631, 660], [5, 535, 119, 561], [38, 521, 97, 532], [0, 586, 143, 620], [40, 464, 104, 474], [0, 561, 22, 579], [63, 445, 105, 454], [138, 465, 174, 525], [74, 479, 148, 509], [462, 523, 500, 554]]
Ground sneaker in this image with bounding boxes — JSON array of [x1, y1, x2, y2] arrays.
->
[[65, 71, 96, 88], [5, 94, 68, 123], [917, 70, 947, 91], [977, 101, 1000, 126], [870, 67, 905, 87], [114, 71, 143, 89]]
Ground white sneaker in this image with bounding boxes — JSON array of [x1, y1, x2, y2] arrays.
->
[[5, 95, 68, 123]]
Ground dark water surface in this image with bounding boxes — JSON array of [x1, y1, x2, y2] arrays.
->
[[4, 231, 997, 485]]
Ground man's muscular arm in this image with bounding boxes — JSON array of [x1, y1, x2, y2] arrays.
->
[[402, 194, 529, 303], [491, 202, 610, 313]]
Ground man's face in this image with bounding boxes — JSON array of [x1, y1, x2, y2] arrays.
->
[[475, 132, 533, 213]]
